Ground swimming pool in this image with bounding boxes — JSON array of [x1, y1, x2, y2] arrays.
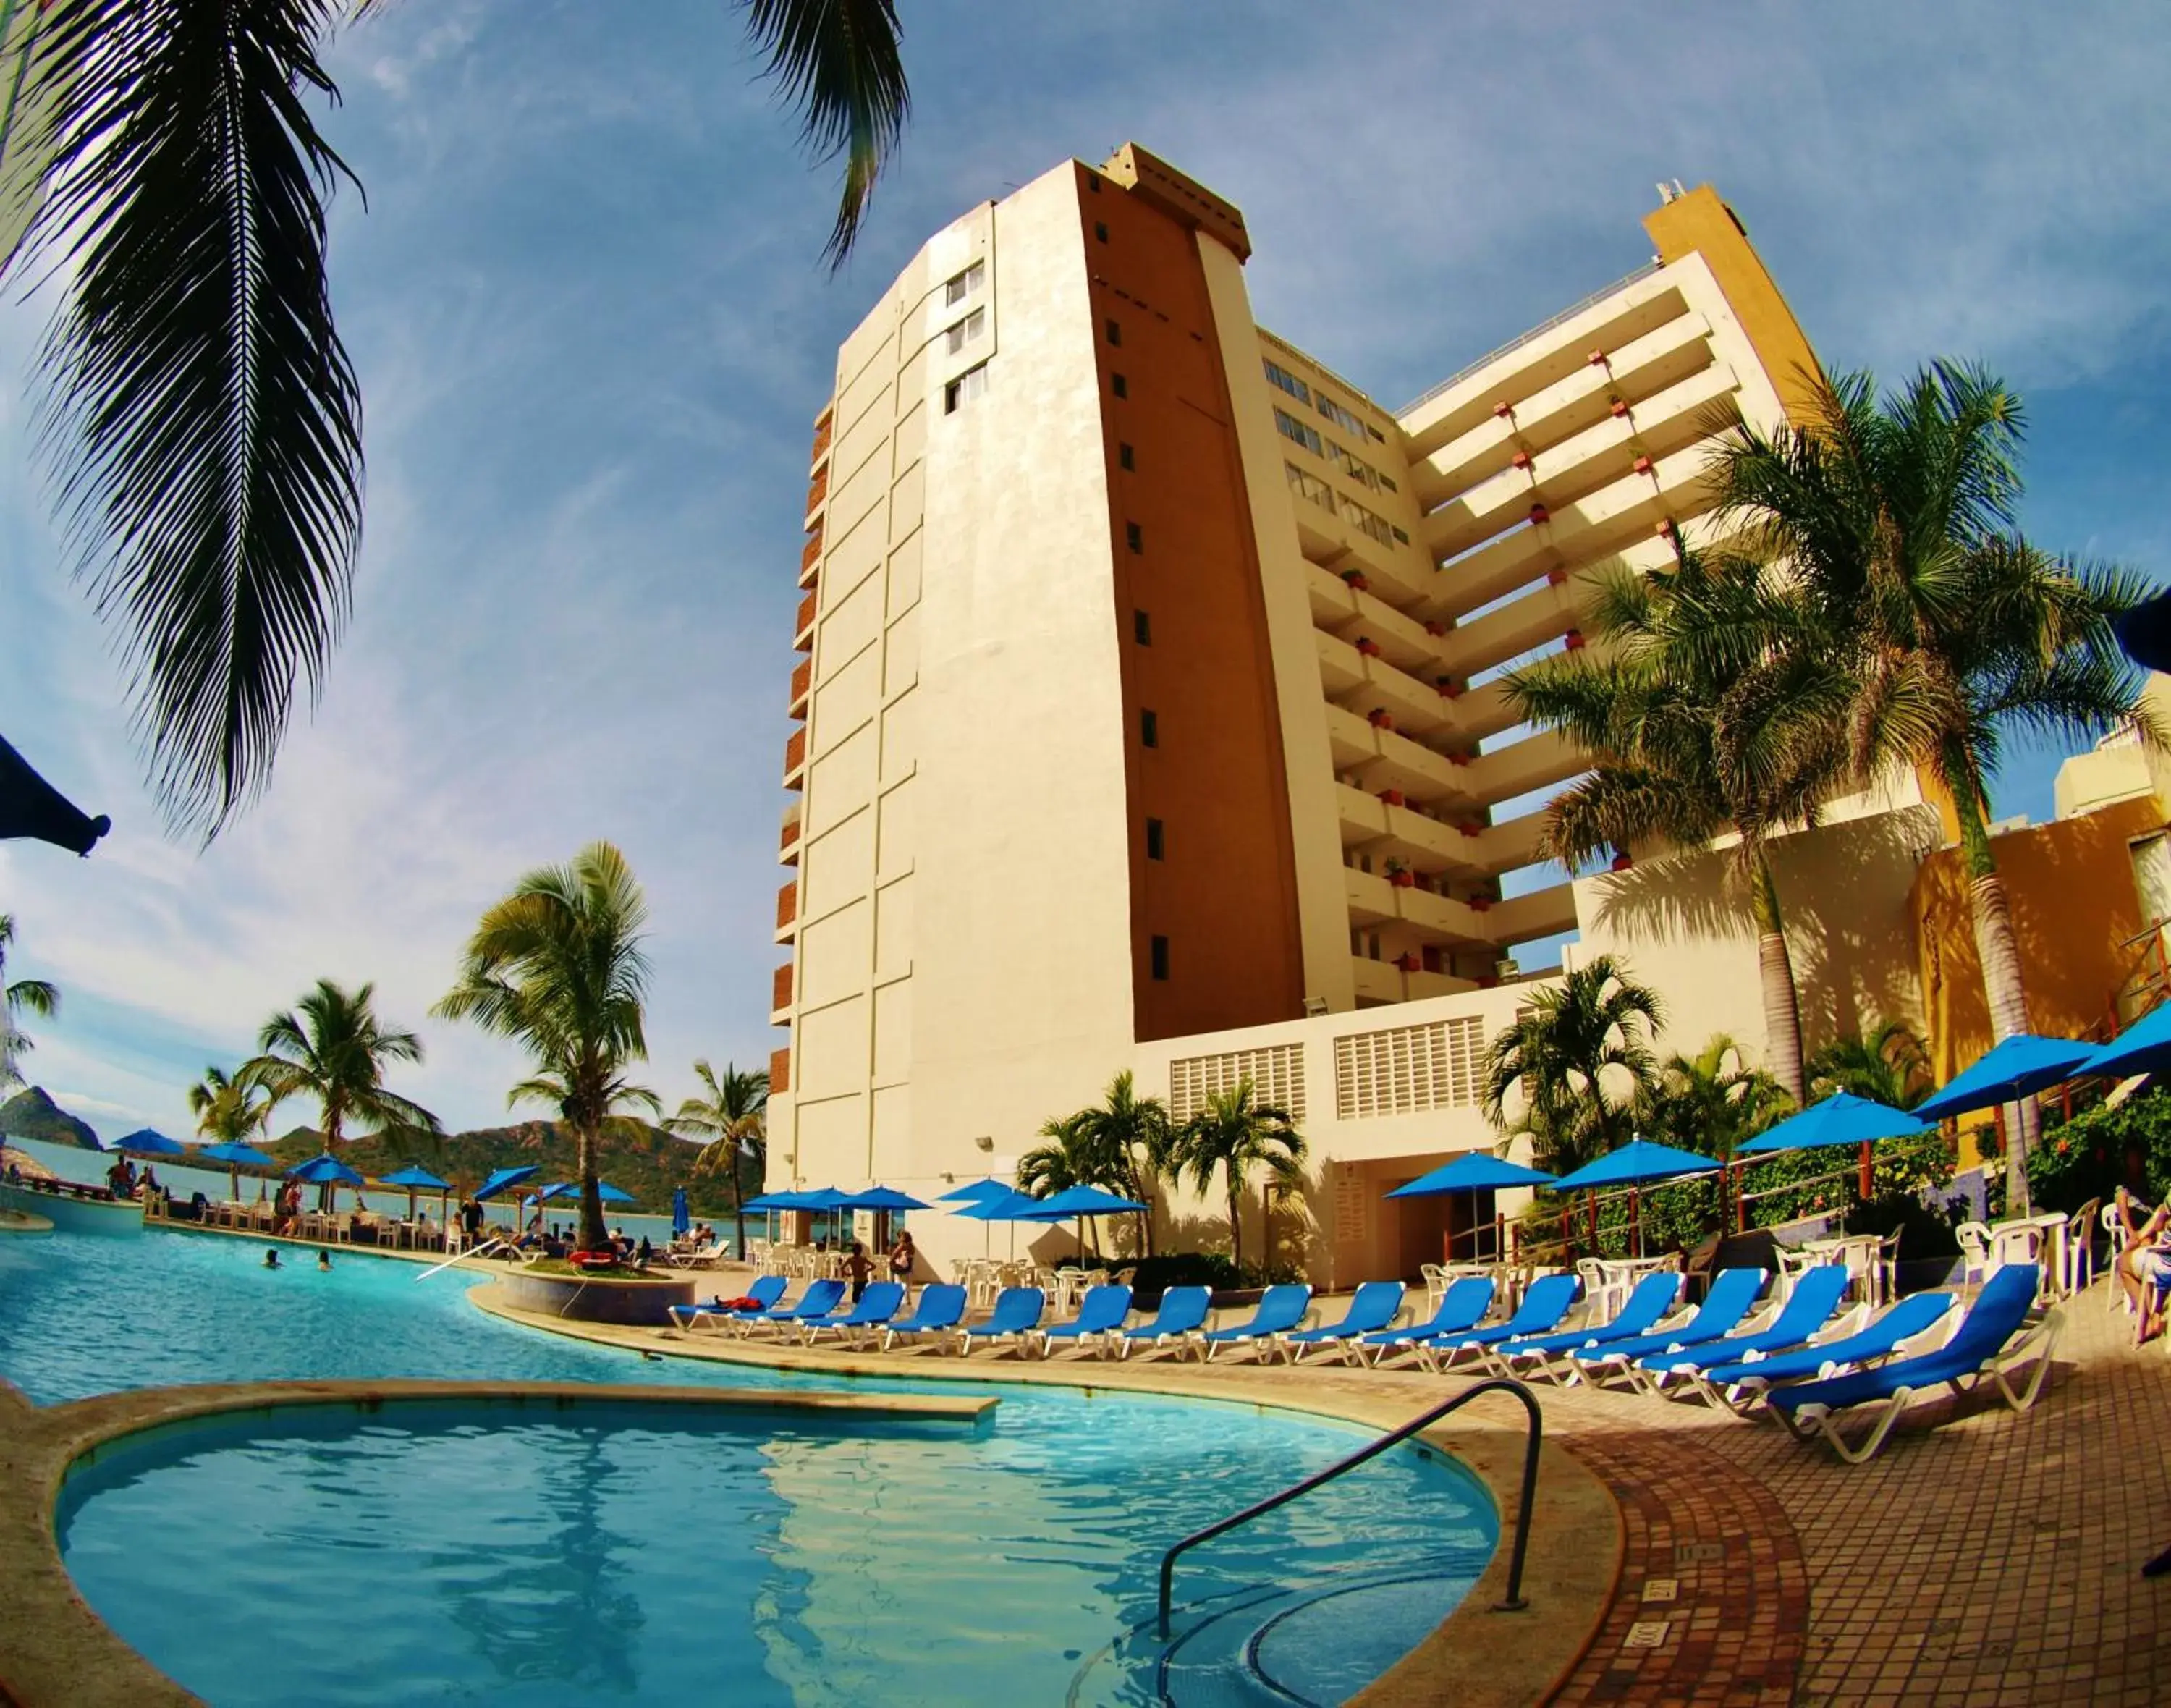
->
[[5, 1230, 1496, 1705]]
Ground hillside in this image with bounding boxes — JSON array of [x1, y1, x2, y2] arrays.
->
[[0, 1087, 100, 1151], [258, 1119, 758, 1215]]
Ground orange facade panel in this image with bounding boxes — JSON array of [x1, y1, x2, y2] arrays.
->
[[805, 464, 829, 517], [776, 882, 798, 931], [810, 413, 832, 468], [800, 528, 823, 576], [789, 659, 811, 715], [794, 591, 818, 647], [783, 727, 806, 782], [772, 962, 793, 1013], [769, 1047, 790, 1094]]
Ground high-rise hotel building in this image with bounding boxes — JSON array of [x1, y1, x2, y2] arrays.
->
[[766, 145, 1917, 1279]]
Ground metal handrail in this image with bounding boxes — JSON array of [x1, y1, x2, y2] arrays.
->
[[1155, 1378, 1541, 1639], [1395, 260, 1665, 419]]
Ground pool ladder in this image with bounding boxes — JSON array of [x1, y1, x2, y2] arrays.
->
[[1155, 1377, 1543, 1640]]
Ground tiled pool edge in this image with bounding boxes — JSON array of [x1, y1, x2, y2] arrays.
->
[[472, 1284, 1625, 1708], [0, 1377, 993, 1708]]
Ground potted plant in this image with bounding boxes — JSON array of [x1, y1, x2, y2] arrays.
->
[[1355, 635, 1381, 657], [1385, 859, 1415, 889], [1378, 787, 1405, 808], [1367, 708, 1394, 730], [1341, 570, 1370, 591], [1394, 951, 1422, 973]]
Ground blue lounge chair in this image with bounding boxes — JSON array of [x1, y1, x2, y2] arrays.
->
[[1190, 1284, 1313, 1362], [953, 1285, 1045, 1356], [736, 1276, 847, 1337], [1113, 1285, 1214, 1359], [1768, 1265, 2059, 1462], [799, 1280, 905, 1346], [1489, 1271, 1685, 1380], [1272, 1281, 1406, 1365], [666, 1272, 787, 1333], [1633, 1265, 1854, 1394], [1363, 1276, 1496, 1366], [1695, 1289, 1959, 1411], [1031, 1284, 1133, 1358], [1420, 1274, 1580, 1372], [879, 1282, 968, 1351], [1570, 1267, 1767, 1386]]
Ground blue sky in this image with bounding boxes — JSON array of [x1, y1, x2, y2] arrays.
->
[[4, 0, 2168, 1143]]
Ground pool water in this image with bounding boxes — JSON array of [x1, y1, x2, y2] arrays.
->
[[5, 1230, 1496, 1706]]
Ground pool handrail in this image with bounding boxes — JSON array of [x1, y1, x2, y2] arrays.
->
[[1155, 1377, 1541, 1639]]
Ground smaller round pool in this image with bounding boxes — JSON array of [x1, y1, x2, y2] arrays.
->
[[59, 1391, 1497, 1706]]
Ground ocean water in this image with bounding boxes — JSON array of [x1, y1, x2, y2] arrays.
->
[[5, 1227, 1496, 1706]]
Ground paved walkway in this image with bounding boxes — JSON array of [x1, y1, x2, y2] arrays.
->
[[571, 1272, 2167, 1705]]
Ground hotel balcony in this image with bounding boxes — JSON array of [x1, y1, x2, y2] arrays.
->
[[771, 962, 794, 1026], [1489, 881, 1579, 944], [1344, 868, 1502, 946], [779, 800, 801, 866], [1324, 705, 1475, 811], [775, 881, 798, 942], [1287, 494, 1433, 608], [783, 726, 807, 790], [1350, 955, 1478, 1006], [799, 525, 823, 591], [788, 659, 811, 719], [809, 408, 832, 470], [804, 462, 829, 525], [793, 591, 817, 653], [1434, 579, 1584, 682]]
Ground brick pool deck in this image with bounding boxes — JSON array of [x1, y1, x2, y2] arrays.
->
[[486, 1273, 2170, 1706]]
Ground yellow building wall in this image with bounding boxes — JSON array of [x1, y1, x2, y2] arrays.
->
[[1643, 186, 1821, 417], [1910, 795, 2167, 1082]]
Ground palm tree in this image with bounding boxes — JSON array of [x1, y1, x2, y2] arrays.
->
[[1713, 360, 2160, 1208], [187, 1064, 274, 1144], [1046, 1071, 1178, 1258], [1017, 1112, 1120, 1256], [1506, 550, 1845, 1103], [2, 1, 911, 835], [435, 842, 659, 1252], [0, 913, 58, 1089], [1483, 955, 1664, 1174], [669, 1060, 768, 1259], [1172, 1079, 1307, 1275], [241, 978, 439, 1149], [1807, 1020, 1932, 1110], [1637, 1035, 1792, 1160]]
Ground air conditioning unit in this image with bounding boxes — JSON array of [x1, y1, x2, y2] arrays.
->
[[1495, 958, 1521, 980]]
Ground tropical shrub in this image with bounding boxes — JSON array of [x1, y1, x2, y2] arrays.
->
[[2030, 1091, 2171, 1211]]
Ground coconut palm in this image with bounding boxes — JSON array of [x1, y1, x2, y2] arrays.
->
[[0, 913, 58, 1089], [1807, 1020, 1932, 1111], [242, 978, 439, 1149], [1637, 1034, 1793, 1160], [187, 1064, 274, 1145], [1, 0, 910, 835], [1712, 360, 2161, 1208], [1172, 1079, 1306, 1275], [1483, 955, 1664, 1174], [435, 842, 659, 1252], [669, 1060, 768, 1259], [1045, 1070, 1177, 1258], [1506, 551, 1845, 1103]]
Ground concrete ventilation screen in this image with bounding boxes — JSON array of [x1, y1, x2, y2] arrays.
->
[[1169, 1044, 1305, 1123], [1333, 1015, 1486, 1120]]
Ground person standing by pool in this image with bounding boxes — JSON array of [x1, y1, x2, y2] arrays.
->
[[844, 1240, 873, 1303], [889, 1230, 917, 1290]]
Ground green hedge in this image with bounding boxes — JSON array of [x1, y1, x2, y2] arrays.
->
[[2030, 1089, 2171, 1212]]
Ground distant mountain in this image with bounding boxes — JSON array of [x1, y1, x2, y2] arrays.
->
[[0, 1086, 101, 1151], [253, 1118, 756, 1216]]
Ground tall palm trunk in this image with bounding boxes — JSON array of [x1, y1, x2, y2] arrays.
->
[[728, 1156, 746, 1261], [1750, 855, 1807, 1104], [577, 1122, 607, 1252], [1226, 1172, 1243, 1272], [1952, 774, 2037, 1212]]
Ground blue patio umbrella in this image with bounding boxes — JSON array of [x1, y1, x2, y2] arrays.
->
[[1387, 1151, 1557, 1261], [939, 1178, 1014, 1204], [672, 1187, 691, 1238], [196, 1139, 276, 1204], [1015, 1184, 1146, 1219], [1552, 1139, 1722, 1260], [287, 1153, 365, 1185], [846, 1185, 933, 1212], [540, 1180, 635, 1205], [379, 1163, 452, 1222], [2079, 1002, 2171, 1082], [474, 1164, 539, 1201], [1912, 1035, 2100, 1122], [952, 1185, 1048, 1259], [115, 1128, 185, 1158], [1735, 1091, 1932, 1213], [742, 1191, 808, 1212]]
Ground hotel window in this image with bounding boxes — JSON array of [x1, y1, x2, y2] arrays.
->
[[1140, 709, 1159, 748], [1133, 609, 1152, 645], [1342, 495, 1394, 545], [1125, 521, 1143, 554], [944, 308, 985, 355], [943, 261, 983, 307], [943, 362, 989, 415], [1151, 935, 1170, 981], [1379, 473, 1397, 491], [1391, 525, 1410, 544], [1263, 358, 1312, 405], [1094, 220, 1109, 243], [1366, 424, 1387, 444], [1106, 318, 1122, 347], [1119, 441, 1135, 471], [1329, 441, 1380, 491], [1112, 373, 1128, 399], [1316, 392, 1368, 439], [1273, 407, 1324, 457], [1146, 818, 1165, 860], [1285, 461, 1334, 512]]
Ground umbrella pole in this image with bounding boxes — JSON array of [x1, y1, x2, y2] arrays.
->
[[1629, 1188, 1641, 1259], [1858, 1138, 1874, 1202]]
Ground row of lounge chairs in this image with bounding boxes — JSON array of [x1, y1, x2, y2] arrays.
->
[[662, 1262, 2063, 1461]]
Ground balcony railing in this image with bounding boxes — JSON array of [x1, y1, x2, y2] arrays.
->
[[1396, 260, 1664, 419]]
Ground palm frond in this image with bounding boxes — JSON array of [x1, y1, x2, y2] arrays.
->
[[22, 0, 364, 835], [742, 0, 909, 268]]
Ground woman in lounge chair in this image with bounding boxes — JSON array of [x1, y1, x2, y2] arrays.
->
[[2114, 1188, 2171, 1342]]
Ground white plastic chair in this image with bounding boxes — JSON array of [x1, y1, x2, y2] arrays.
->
[[2062, 1198, 2100, 1298], [1955, 1221, 1994, 1290], [1419, 1262, 1448, 1314], [1874, 1227, 1905, 1308]]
